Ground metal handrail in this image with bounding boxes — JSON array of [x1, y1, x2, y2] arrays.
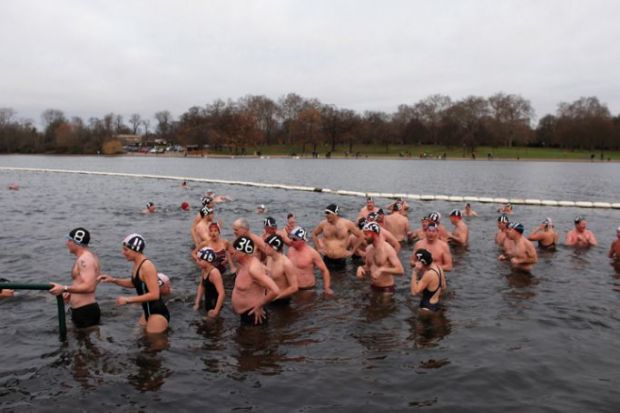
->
[[0, 283, 67, 341]]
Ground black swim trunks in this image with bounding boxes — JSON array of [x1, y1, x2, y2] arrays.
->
[[239, 308, 269, 325], [71, 302, 101, 328], [323, 255, 347, 271], [269, 297, 292, 306], [371, 284, 396, 294]]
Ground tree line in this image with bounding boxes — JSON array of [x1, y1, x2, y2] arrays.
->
[[1, 93, 619, 155]]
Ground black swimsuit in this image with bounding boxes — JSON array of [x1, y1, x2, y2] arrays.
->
[[419, 267, 443, 312], [202, 269, 220, 311], [132, 259, 170, 322]]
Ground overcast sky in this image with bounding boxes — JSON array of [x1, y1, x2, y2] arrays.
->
[[2, 0, 619, 126]]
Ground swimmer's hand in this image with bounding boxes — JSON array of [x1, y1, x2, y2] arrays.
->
[[193, 303, 200, 311], [207, 309, 219, 319], [324, 286, 334, 296], [498, 254, 507, 261], [48, 282, 65, 296], [63, 292, 71, 303], [97, 275, 115, 284], [0, 289, 15, 298], [356, 266, 366, 278], [248, 306, 265, 325], [116, 296, 130, 306]]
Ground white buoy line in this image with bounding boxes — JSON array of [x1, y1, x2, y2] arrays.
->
[[2, 166, 620, 209]]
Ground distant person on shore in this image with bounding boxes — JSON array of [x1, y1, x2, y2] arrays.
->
[[48, 228, 101, 329], [565, 216, 598, 247], [410, 249, 447, 313], [498, 223, 538, 272], [357, 196, 377, 220], [384, 202, 413, 243], [608, 227, 620, 260], [193, 247, 225, 319], [462, 203, 478, 217], [312, 203, 363, 271], [231, 236, 280, 325], [98, 233, 170, 334], [356, 222, 404, 294], [287, 227, 333, 295], [527, 218, 559, 250], [410, 222, 453, 272], [143, 202, 156, 214], [264, 234, 299, 305], [447, 209, 468, 246]]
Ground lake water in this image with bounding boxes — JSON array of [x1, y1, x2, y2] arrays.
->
[[1, 155, 620, 412]]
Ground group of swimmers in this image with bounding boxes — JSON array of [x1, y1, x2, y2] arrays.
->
[[2, 193, 620, 335]]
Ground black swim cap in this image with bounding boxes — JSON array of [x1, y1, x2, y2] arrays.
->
[[200, 206, 214, 217], [357, 217, 367, 230], [363, 222, 381, 234], [450, 209, 462, 218], [393, 202, 403, 211], [509, 222, 524, 234], [497, 214, 510, 223], [428, 212, 441, 223], [201, 196, 213, 206], [68, 227, 90, 246], [415, 249, 433, 265], [123, 233, 145, 252], [233, 236, 255, 254], [146, 202, 154, 208], [197, 247, 217, 262], [263, 216, 277, 228], [377, 208, 385, 215], [367, 212, 378, 222], [325, 204, 339, 215], [574, 215, 585, 224], [265, 234, 284, 252]]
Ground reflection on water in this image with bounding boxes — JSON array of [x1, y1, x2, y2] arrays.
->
[[406, 309, 451, 349], [128, 334, 171, 392]]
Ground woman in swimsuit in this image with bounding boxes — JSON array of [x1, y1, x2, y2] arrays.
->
[[193, 247, 225, 319], [98, 233, 169, 334], [410, 248, 447, 312], [527, 218, 559, 250], [194, 223, 234, 274]]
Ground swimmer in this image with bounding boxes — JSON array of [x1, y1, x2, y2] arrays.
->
[[193, 247, 225, 319], [498, 223, 538, 272], [410, 215, 430, 242], [261, 216, 278, 238], [143, 202, 156, 214], [410, 222, 453, 272], [231, 236, 280, 325], [0, 278, 14, 298], [427, 212, 450, 241], [565, 216, 598, 247], [356, 222, 404, 294], [527, 218, 559, 250], [181, 180, 188, 188], [348, 218, 369, 260], [312, 203, 363, 271], [447, 209, 469, 246], [157, 273, 172, 296], [498, 203, 513, 215], [462, 203, 478, 217], [98, 234, 169, 334], [194, 223, 234, 274], [282, 213, 297, 245], [206, 191, 232, 203], [495, 214, 514, 252], [265, 234, 299, 304], [8, 183, 19, 190], [608, 226, 620, 260], [383, 202, 413, 243], [180, 201, 190, 211], [256, 204, 267, 214], [385, 198, 410, 216], [287, 226, 333, 295], [232, 218, 267, 254], [191, 205, 214, 248], [366, 211, 401, 252], [48, 228, 101, 329], [357, 195, 377, 220], [410, 249, 447, 312]]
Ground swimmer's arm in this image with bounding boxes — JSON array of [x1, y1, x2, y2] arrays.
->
[[210, 270, 225, 317], [278, 260, 299, 298], [527, 231, 543, 241], [251, 267, 280, 305], [565, 231, 577, 246], [587, 232, 598, 246], [442, 245, 454, 272], [193, 278, 205, 310], [67, 259, 98, 293], [384, 231, 401, 253], [385, 250, 404, 276], [225, 243, 237, 273], [608, 242, 617, 258], [126, 263, 161, 303], [410, 267, 428, 295], [311, 224, 324, 249], [313, 250, 333, 294], [98, 274, 134, 288]]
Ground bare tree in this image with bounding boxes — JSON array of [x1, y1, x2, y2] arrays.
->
[[129, 113, 142, 134], [488, 93, 535, 147]]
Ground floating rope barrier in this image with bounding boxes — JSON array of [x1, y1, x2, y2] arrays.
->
[[0, 283, 67, 341], [2, 167, 619, 209]]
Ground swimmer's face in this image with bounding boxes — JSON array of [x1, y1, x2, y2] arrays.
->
[[575, 220, 587, 231], [233, 224, 245, 237], [363, 231, 376, 243], [325, 212, 337, 223], [287, 216, 296, 226], [366, 200, 374, 209], [497, 221, 507, 230], [265, 227, 277, 235], [209, 228, 220, 239], [122, 246, 134, 260], [449, 216, 459, 225], [425, 228, 438, 240], [376, 214, 384, 223], [290, 239, 304, 249]]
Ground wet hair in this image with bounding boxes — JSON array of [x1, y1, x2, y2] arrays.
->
[[234, 218, 250, 230]]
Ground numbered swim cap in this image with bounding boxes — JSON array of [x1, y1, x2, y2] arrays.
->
[[428, 212, 441, 223], [367, 212, 378, 222], [289, 226, 307, 241], [265, 234, 284, 252], [497, 214, 510, 223], [233, 236, 255, 254], [263, 216, 277, 228], [325, 204, 339, 215], [122, 233, 145, 252], [68, 227, 90, 246], [200, 206, 214, 217], [197, 247, 217, 262], [201, 196, 213, 206], [450, 209, 462, 218], [415, 249, 433, 265], [363, 222, 381, 234]]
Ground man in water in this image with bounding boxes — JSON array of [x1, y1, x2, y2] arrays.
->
[[232, 218, 266, 254], [463, 203, 478, 217], [356, 222, 403, 294], [367, 211, 401, 252], [447, 209, 468, 246], [608, 226, 620, 260], [498, 222, 538, 272], [191, 205, 214, 248], [428, 212, 450, 241], [527, 218, 559, 250], [287, 226, 333, 295], [495, 214, 513, 252], [265, 234, 299, 304], [231, 236, 280, 325], [410, 222, 453, 272], [384, 202, 412, 243], [312, 203, 363, 271], [357, 196, 377, 220], [565, 216, 598, 247], [143, 202, 156, 213], [48, 228, 101, 328]]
